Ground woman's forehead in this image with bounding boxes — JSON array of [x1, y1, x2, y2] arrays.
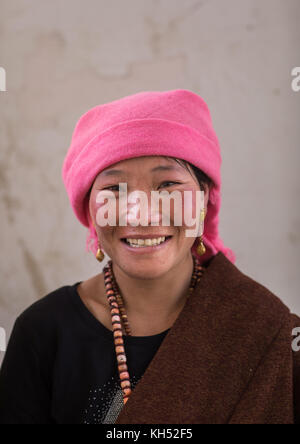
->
[[99, 156, 186, 177], [106, 155, 177, 168]]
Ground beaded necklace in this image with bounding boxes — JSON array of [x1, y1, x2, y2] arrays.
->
[[102, 256, 204, 405]]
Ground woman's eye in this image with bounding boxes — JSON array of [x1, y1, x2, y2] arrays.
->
[[104, 185, 119, 191], [104, 182, 181, 191], [160, 181, 181, 188]]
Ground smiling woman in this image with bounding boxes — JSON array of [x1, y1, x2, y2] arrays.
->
[[88, 156, 211, 277], [0, 89, 299, 424]]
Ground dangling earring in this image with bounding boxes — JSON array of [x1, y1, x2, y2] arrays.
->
[[92, 220, 104, 262], [96, 242, 105, 262], [197, 208, 206, 256], [197, 235, 206, 256]]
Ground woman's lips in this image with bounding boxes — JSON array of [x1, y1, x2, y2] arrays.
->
[[120, 236, 173, 253], [120, 235, 173, 239]]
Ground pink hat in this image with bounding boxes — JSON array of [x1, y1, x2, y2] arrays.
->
[[62, 89, 236, 265]]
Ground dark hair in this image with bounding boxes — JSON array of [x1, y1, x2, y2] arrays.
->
[[165, 156, 213, 192]]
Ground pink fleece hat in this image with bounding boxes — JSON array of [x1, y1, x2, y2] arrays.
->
[[62, 89, 236, 265]]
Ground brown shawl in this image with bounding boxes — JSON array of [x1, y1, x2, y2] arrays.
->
[[115, 251, 300, 424]]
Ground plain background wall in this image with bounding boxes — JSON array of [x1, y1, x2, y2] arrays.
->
[[0, 0, 299, 366]]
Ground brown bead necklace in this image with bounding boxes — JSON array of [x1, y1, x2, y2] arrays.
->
[[102, 255, 204, 405]]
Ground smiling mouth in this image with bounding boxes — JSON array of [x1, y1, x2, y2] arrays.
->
[[121, 236, 172, 248]]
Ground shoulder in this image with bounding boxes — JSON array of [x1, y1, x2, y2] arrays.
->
[[231, 265, 290, 322], [207, 254, 300, 389], [15, 283, 79, 339], [210, 252, 297, 336]]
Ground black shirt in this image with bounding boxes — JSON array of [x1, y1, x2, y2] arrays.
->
[[0, 282, 170, 424]]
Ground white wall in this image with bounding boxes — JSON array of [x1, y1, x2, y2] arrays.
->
[[0, 0, 299, 365]]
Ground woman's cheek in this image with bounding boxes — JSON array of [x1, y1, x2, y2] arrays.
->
[[92, 190, 119, 229], [180, 188, 199, 222]]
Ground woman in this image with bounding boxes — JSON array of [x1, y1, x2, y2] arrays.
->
[[0, 89, 299, 424]]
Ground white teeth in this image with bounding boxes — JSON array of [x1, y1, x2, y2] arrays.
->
[[125, 237, 167, 247]]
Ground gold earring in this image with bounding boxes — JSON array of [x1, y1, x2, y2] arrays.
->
[[197, 209, 206, 256], [96, 243, 105, 262], [200, 208, 206, 222], [197, 235, 206, 256]]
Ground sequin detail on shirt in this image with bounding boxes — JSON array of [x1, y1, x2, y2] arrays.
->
[[82, 374, 142, 424]]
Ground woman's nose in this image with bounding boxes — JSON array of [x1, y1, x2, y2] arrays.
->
[[120, 190, 163, 227]]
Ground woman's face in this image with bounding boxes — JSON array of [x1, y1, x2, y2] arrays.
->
[[89, 156, 209, 279]]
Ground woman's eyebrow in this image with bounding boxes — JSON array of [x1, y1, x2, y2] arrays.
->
[[101, 169, 124, 177], [101, 165, 180, 177], [151, 165, 181, 173]]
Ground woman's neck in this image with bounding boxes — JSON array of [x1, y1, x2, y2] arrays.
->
[[111, 254, 195, 326]]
